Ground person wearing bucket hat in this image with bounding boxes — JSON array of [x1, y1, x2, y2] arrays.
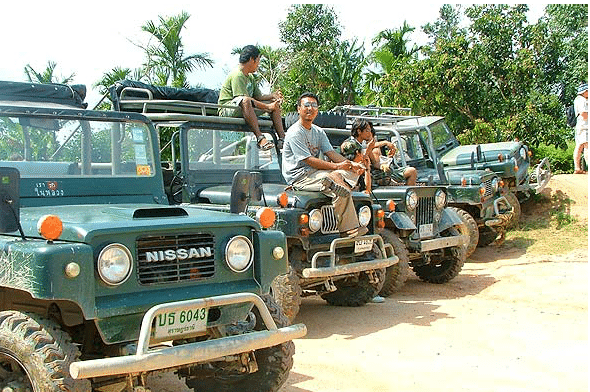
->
[[573, 83, 588, 174], [340, 138, 372, 193]]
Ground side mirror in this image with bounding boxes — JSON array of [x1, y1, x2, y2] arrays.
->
[[0, 167, 20, 233], [230, 171, 263, 214]]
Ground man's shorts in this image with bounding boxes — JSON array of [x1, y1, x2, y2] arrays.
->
[[219, 96, 266, 118]]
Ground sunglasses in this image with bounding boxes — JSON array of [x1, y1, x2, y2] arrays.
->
[[301, 102, 318, 108]]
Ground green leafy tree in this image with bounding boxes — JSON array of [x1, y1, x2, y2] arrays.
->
[[277, 4, 342, 110], [24, 61, 75, 84], [93, 66, 145, 110], [140, 11, 213, 87], [369, 4, 580, 149]]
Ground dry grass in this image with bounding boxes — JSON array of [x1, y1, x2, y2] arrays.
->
[[503, 192, 588, 255]]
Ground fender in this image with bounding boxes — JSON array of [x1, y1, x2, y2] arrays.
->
[[385, 211, 416, 231], [439, 207, 464, 232]]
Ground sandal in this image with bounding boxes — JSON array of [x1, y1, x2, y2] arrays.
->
[[257, 135, 274, 150]]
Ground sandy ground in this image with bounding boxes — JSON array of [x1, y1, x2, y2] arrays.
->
[[147, 174, 588, 392]]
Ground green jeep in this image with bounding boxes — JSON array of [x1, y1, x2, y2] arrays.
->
[[324, 108, 513, 258], [0, 80, 305, 392], [109, 80, 398, 323], [413, 115, 551, 226]]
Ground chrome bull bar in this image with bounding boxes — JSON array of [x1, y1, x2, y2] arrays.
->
[[70, 293, 307, 380], [303, 234, 398, 279]]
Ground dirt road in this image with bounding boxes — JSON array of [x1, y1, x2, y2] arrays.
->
[[148, 175, 588, 392]]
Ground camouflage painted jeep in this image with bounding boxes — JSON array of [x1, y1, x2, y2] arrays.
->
[[325, 108, 513, 258], [0, 80, 305, 392], [109, 80, 398, 323]]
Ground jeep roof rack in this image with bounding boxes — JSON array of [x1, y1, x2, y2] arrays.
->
[[109, 80, 274, 130]]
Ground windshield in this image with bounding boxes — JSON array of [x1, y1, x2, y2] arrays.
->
[[0, 114, 155, 178], [428, 120, 457, 152], [186, 128, 280, 172]]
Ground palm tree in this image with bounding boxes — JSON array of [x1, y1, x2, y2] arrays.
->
[[140, 11, 213, 87], [24, 61, 75, 84]]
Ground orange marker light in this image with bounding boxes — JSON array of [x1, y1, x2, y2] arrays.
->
[[37, 215, 63, 241], [376, 209, 385, 218], [256, 207, 276, 228], [298, 214, 309, 225], [386, 200, 395, 212], [277, 192, 288, 208]]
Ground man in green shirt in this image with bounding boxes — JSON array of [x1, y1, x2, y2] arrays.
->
[[218, 45, 286, 150]]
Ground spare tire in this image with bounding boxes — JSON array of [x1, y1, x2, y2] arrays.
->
[[284, 111, 347, 130]]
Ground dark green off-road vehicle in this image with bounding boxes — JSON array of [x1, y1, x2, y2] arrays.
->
[[0, 80, 306, 392], [109, 80, 398, 323], [411, 115, 551, 227], [325, 107, 513, 258]]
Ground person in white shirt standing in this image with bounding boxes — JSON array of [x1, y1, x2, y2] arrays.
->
[[573, 83, 588, 174]]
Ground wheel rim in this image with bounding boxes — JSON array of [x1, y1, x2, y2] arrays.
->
[[0, 349, 35, 392]]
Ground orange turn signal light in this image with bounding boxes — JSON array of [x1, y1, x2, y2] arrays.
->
[[498, 154, 504, 162], [376, 209, 386, 218], [298, 214, 309, 225], [386, 200, 395, 212], [256, 207, 276, 229], [277, 192, 288, 208], [461, 177, 467, 187], [37, 215, 63, 241], [528, 150, 532, 157]]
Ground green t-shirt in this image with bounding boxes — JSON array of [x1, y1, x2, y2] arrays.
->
[[218, 67, 262, 105]]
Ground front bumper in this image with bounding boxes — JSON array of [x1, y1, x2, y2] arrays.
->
[[302, 234, 398, 279], [70, 293, 307, 380], [416, 234, 470, 252]]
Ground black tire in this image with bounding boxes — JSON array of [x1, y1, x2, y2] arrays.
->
[[412, 228, 466, 284], [450, 207, 479, 258], [184, 295, 294, 392], [477, 226, 499, 247], [321, 268, 385, 307], [504, 192, 521, 229], [284, 111, 347, 129], [0, 311, 91, 392], [378, 229, 410, 297], [270, 266, 303, 323]]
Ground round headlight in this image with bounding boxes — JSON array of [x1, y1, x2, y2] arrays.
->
[[519, 147, 527, 160], [97, 244, 132, 285], [492, 177, 499, 192], [435, 189, 446, 209], [308, 209, 323, 233], [358, 205, 372, 227], [225, 236, 253, 273], [406, 191, 418, 211]]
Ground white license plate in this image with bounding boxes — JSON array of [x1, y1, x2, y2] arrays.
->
[[354, 238, 373, 253], [419, 223, 434, 238], [153, 307, 208, 339]]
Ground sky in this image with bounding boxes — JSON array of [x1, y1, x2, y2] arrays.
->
[[1, 2, 547, 108]]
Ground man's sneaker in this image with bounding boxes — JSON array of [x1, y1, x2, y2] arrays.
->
[[321, 177, 350, 198], [371, 295, 385, 303]]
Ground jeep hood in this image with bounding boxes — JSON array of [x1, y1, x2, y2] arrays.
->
[[440, 141, 521, 166], [199, 183, 368, 209], [17, 204, 257, 242]]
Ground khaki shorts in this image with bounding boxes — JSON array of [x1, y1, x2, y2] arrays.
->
[[219, 96, 266, 117]]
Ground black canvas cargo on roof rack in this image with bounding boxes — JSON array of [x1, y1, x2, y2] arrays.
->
[[109, 79, 219, 111], [0, 80, 87, 108]]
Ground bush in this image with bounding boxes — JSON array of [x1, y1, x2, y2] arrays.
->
[[531, 141, 577, 173]]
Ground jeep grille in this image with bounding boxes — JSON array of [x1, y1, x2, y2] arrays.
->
[[320, 205, 339, 234], [136, 233, 215, 285], [416, 196, 435, 226], [483, 179, 493, 198]]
